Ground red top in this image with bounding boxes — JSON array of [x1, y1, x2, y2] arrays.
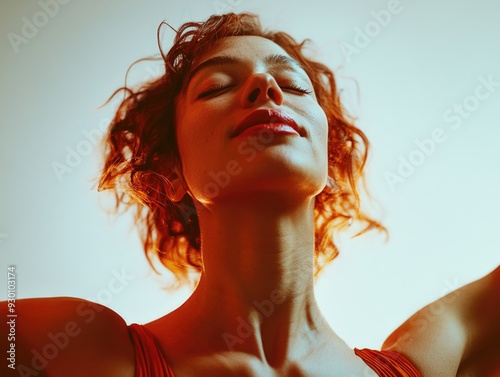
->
[[128, 324, 422, 377], [129, 324, 176, 377], [354, 348, 422, 377]]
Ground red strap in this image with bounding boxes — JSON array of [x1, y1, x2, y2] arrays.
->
[[354, 348, 422, 377], [129, 324, 176, 377], [129, 325, 422, 377]]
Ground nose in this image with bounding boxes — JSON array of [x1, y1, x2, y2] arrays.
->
[[240, 73, 284, 108]]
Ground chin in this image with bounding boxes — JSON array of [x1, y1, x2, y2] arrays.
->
[[192, 147, 328, 203], [218, 168, 326, 202]]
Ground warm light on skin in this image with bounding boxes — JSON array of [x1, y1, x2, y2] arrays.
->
[[174, 35, 329, 206], [144, 35, 371, 373], [2, 1, 500, 375]]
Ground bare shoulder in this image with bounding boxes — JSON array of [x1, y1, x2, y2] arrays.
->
[[382, 265, 500, 377], [1, 296, 135, 377]]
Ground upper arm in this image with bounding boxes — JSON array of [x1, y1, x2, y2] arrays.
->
[[381, 299, 466, 377], [456, 265, 500, 373], [382, 264, 500, 377], [1, 297, 135, 377]]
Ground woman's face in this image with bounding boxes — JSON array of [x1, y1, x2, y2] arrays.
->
[[175, 35, 328, 204]]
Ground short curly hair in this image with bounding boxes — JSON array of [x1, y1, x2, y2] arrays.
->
[[98, 12, 384, 287]]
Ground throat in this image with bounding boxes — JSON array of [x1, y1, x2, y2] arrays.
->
[[196, 195, 317, 300], [180, 195, 326, 363]]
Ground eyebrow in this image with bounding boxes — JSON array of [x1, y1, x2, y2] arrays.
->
[[185, 53, 307, 87]]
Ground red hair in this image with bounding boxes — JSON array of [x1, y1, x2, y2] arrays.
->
[[98, 13, 384, 287]]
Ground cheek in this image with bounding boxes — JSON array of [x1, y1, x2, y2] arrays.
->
[[175, 99, 222, 150], [175, 122, 208, 199], [175, 104, 204, 186], [309, 104, 329, 150], [175, 100, 209, 163], [310, 104, 329, 177], [176, 118, 206, 176], [174, 102, 229, 200]]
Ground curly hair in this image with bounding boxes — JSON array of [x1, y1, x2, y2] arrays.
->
[[98, 12, 384, 287]]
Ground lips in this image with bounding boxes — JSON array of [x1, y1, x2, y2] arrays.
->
[[232, 109, 304, 138]]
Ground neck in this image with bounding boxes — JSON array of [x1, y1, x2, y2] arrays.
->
[[179, 193, 332, 366], [199, 193, 315, 299]]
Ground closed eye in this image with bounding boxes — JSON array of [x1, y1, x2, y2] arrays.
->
[[280, 83, 313, 95], [197, 84, 232, 99], [197, 82, 312, 99]]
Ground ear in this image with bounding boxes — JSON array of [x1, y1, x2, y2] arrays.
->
[[166, 166, 188, 203]]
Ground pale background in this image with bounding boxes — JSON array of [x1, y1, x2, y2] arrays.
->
[[1, 0, 499, 349]]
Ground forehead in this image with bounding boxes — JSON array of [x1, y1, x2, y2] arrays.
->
[[194, 35, 292, 65]]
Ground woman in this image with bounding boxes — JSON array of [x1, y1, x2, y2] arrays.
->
[[3, 12, 499, 377]]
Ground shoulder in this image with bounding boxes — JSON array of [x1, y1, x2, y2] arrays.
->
[[382, 265, 500, 377], [1, 296, 135, 377]]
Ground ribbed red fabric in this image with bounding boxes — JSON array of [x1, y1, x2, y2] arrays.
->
[[354, 348, 422, 377], [129, 323, 176, 377], [128, 324, 422, 377]]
